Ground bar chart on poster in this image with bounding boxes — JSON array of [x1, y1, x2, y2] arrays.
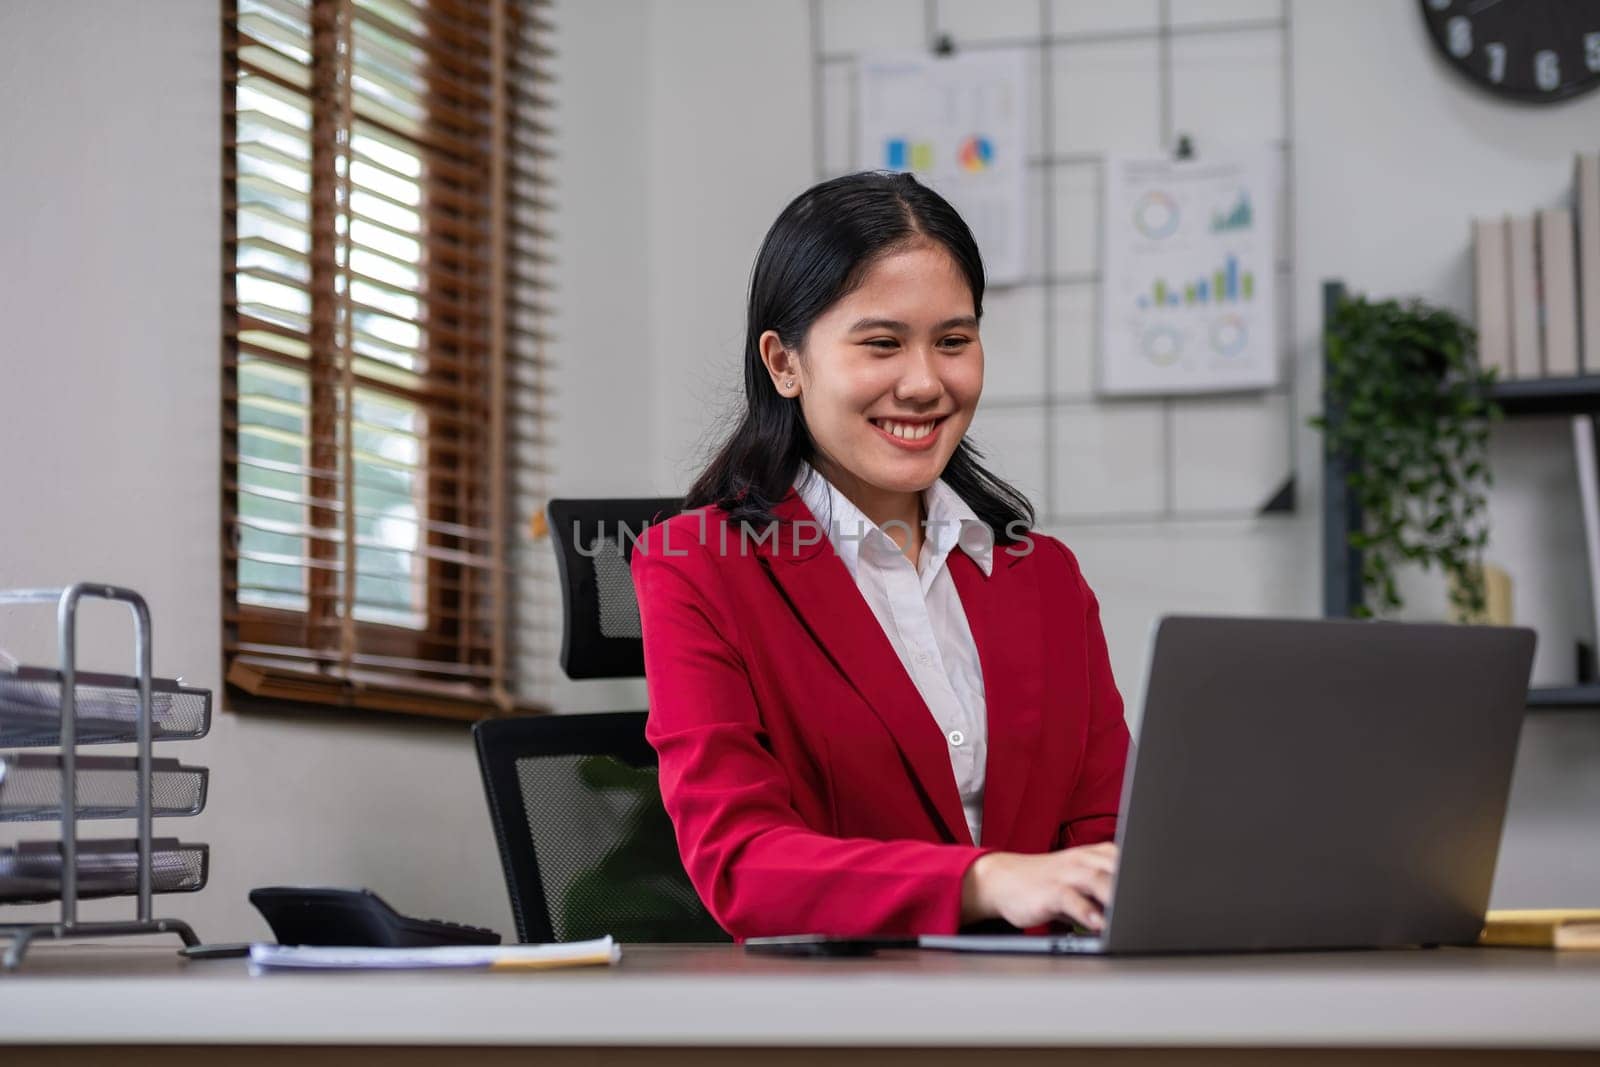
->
[[1100, 152, 1280, 396]]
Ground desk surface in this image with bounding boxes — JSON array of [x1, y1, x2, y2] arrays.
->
[[2, 942, 1599, 1049]]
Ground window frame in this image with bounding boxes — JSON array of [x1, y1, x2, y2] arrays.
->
[[222, 0, 547, 720]]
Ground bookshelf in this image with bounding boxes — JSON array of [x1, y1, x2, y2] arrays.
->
[[1481, 375, 1600, 417], [1320, 279, 1600, 713], [1526, 684, 1600, 709]]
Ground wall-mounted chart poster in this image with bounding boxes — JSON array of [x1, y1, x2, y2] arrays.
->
[[857, 49, 1029, 287], [1099, 152, 1281, 395]]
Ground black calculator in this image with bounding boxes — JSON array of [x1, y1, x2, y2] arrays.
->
[[249, 886, 502, 948]]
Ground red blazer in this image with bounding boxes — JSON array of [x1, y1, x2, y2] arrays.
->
[[631, 487, 1130, 939]]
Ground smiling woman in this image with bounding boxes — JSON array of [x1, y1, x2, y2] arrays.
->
[[631, 171, 1132, 941], [684, 172, 1027, 544], [768, 248, 985, 504]]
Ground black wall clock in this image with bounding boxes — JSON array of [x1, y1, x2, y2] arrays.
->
[[1419, 0, 1600, 104]]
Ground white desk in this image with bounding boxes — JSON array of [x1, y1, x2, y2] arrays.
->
[[2, 942, 1598, 1065]]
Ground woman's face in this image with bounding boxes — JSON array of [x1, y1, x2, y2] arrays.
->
[[771, 240, 983, 501]]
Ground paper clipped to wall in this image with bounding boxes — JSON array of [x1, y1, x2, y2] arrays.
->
[[857, 49, 1030, 287], [1099, 152, 1281, 396]]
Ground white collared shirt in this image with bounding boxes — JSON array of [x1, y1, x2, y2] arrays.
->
[[793, 460, 993, 845]]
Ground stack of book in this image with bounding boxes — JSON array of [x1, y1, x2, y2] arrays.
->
[[1481, 909, 1600, 950], [1473, 153, 1600, 380]]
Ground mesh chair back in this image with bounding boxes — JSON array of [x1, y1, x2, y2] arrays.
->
[[546, 498, 681, 679], [474, 712, 729, 944]]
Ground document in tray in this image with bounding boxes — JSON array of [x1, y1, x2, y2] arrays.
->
[[248, 936, 621, 973]]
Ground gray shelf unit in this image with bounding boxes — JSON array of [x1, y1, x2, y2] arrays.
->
[[1320, 279, 1600, 711], [0, 584, 209, 968]]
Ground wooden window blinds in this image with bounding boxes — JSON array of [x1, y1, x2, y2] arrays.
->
[[222, 0, 554, 720]]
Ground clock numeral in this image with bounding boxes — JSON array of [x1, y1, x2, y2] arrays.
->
[[1447, 15, 1472, 58], [1485, 42, 1507, 84], [1535, 49, 1561, 91], [1585, 31, 1600, 73]]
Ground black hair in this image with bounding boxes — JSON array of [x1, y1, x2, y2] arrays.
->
[[683, 170, 1035, 542]]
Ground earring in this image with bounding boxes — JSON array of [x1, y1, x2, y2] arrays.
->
[[784, 378, 796, 390]]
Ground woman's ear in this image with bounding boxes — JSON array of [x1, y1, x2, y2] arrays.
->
[[758, 330, 801, 398]]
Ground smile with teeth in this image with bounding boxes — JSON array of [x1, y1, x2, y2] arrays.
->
[[870, 416, 944, 442]]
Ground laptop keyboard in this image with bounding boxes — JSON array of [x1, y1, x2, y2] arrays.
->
[[917, 933, 1106, 954]]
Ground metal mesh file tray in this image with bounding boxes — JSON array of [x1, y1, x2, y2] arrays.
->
[[0, 666, 211, 747], [0, 755, 208, 821], [1, 584, 208, 966], [0, 838, 209, 904]]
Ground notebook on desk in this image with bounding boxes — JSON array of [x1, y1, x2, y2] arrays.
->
[[922, 616, 1537, 957], [247, 936, 621, 972], [1480, 910, 1600, 950]]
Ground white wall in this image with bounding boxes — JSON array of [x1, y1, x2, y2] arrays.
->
[[644, 0, 815, 493], [536, 0, 656, 714]]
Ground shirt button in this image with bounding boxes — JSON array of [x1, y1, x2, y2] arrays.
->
[[948, 729, 965, 747], [916, 651, 934, 666]]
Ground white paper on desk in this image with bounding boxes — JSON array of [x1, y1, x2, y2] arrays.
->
[[247, 936, 620, 972]]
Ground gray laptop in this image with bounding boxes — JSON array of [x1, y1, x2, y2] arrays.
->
[[922, 615, 1537, 955]]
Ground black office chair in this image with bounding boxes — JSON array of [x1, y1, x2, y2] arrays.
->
[[546, 498, 681, 680], [473, 498, 730, 943]]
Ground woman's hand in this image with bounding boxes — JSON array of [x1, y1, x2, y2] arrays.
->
[[960, 843, 1118, 932]]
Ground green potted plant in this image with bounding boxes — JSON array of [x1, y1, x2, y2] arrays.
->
[[1312, 292, 1502, 620]]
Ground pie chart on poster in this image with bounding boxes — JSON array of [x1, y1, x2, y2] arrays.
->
[[1210, 314, 1248, 357], [1133, 191, 1180, 240], [1141, 325, 1183, 366], [958, 135, 994, 173]]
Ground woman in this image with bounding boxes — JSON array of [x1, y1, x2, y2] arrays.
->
[[631, 171, 1130, 939]]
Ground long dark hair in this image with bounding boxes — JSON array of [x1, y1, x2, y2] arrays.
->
[[683, 170, 1035, 542]]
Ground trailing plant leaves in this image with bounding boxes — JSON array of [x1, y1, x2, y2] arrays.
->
[[1314, 292, 1500, 619]]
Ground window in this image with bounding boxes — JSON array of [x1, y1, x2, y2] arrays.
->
[[222, 0, 553, 719]]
